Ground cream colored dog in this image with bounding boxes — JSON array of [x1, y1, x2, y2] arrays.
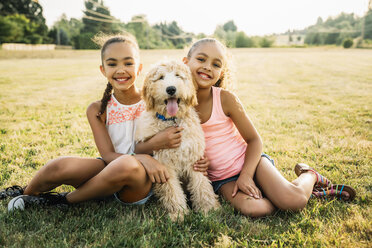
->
[[136, 61, 220, 221]]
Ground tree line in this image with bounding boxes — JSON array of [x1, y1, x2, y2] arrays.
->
[[0, 0, 371, 49]]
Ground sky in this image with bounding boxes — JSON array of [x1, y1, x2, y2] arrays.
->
[[39, 0, 369, 36]]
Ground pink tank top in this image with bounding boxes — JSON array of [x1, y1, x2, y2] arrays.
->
[[201, 87, 247, 181]]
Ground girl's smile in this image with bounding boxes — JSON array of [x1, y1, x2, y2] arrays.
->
[[114, 75, 131, 84], [197, 71, 212, 80]]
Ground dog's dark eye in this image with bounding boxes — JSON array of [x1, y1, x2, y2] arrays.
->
[[157, 75, 164, 80], [175, 74, 180, 78]]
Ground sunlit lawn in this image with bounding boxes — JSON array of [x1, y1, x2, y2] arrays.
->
[[0, 47, 371, 247]]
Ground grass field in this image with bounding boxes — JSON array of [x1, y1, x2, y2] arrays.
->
[[0, 48, 371, 247]]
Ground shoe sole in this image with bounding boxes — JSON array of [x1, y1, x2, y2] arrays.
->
[[8, 195, 26, 212], [294, 163, 310, 176]]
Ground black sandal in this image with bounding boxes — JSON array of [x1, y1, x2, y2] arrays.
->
[[0, 185, 25, 200]]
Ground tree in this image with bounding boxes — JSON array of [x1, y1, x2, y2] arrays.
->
[[235, 31, 255, 47], [48, 14, 83, 46], [74, 0, 116, 49], [342, 38, 353, 48], [223, 20, 237, 32], [259, 37, 274, 47], [364, 10, 372, 39], [0, 0, 45, 23], [81, 0, 115, 34], [0, 0, 49, 43]]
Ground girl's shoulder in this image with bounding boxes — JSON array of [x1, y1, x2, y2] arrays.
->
[[86, 100, 106, 123], [220, 88, 243, 116]]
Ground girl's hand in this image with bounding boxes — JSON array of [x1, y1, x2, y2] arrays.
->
[[151, 126, 183, 150], [232, 174, 262, 199], [193, 156, 209, 176], [135, 155, 170, 184]]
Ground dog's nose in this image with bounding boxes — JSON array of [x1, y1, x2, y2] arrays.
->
[[166, 86, 176, 96]]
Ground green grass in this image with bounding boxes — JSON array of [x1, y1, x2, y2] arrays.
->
[[0, 48, 371, 247]]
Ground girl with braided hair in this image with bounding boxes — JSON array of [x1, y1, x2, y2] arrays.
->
[[6, 33, 185, 211]]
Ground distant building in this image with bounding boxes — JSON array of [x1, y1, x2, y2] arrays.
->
[[274, 34, 305, 46]]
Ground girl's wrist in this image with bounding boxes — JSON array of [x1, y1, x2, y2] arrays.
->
[[240, 168, 254, 178]]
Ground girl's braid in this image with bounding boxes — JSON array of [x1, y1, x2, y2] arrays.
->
[[97, 82, 113, 117]]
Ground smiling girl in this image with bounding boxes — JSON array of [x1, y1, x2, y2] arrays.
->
[[6, 33, 179, 211], [183, 38, 355, 217]]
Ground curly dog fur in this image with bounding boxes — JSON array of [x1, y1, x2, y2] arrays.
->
[[136, 60, 220, 221]]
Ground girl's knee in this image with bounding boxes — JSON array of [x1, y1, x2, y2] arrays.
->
[[107, 155, 145, 181], [276, 193, 308, 211], [43, 157, 71, 176], [239, 199, 276, 218]]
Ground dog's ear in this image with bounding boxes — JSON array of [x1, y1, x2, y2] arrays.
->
[[142, 70, 155, 110], [187, 86, 198, 107], [181, 65, 198, 107]]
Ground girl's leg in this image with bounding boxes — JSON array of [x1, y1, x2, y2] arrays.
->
[[219, 181, 276, 217], [66, 155, 152, 203], [24, 157, 106, 195], [255, 157, 316, 210]]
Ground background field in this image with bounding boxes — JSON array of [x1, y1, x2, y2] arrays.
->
[[0, 48, 371, 247]]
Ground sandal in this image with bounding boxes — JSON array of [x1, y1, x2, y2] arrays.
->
[[0, 185, 25, 200], [295, 163, 332, 188], [311, 184, 356, 202]]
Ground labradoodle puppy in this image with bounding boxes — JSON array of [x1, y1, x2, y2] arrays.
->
[[136, 60, 220, 221]]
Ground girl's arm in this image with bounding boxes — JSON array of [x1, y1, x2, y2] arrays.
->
[[221, 89, 263, 198], [86, 101, 122, 164], [134, 126, 183, 154], [134, 126, 209, 176], [87, 101, 171, 183]]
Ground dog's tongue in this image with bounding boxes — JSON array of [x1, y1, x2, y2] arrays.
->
[[166, 98, 178, 117]]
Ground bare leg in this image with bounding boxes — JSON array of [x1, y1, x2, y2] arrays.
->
[[66, 155, 152, 204], [24, 157, 106, 195], [255, 157, 316, 210], [219, 181, 276, 217]]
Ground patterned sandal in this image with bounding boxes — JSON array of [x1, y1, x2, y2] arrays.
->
[[295, 163, 332, 188], [311, 184, 356, 202], [0, 185, 25, 200]]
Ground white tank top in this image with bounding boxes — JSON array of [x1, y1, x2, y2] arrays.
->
[[105, 94, 145, 154]]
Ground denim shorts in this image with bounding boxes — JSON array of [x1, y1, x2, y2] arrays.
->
[[211, 153, 275, 193], [97, 157, 153, 205], [114, 189, 153, 206], [96, 157, 107, 166]]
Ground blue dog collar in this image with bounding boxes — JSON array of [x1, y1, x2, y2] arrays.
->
[[156, 113, 177, 123]]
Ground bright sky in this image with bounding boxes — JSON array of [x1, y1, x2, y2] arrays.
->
[[39, 0, 369, 36]]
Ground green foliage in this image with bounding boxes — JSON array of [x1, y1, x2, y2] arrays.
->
[[0, 0, 49, 44], [81, 0, 114, 34], [235, 31, 255, 48], [48, 14, 83, 46], [259, 37, 274, 47], [223, 20, 237, 32], [0, 14, 49, 44], [343, 38, 353, 48], [364, 10, 372, 39], [0, 15, 24, 43], [0, 0, 46, 24], [304, 12, 367, 46], [72, 32, 98, 49]]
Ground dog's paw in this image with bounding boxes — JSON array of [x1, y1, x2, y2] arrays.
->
[[169, 211, 185, 222], [196, 199, 221, 214]]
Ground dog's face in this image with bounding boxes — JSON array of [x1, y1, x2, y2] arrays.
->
[[142, 61, 197, 118]]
